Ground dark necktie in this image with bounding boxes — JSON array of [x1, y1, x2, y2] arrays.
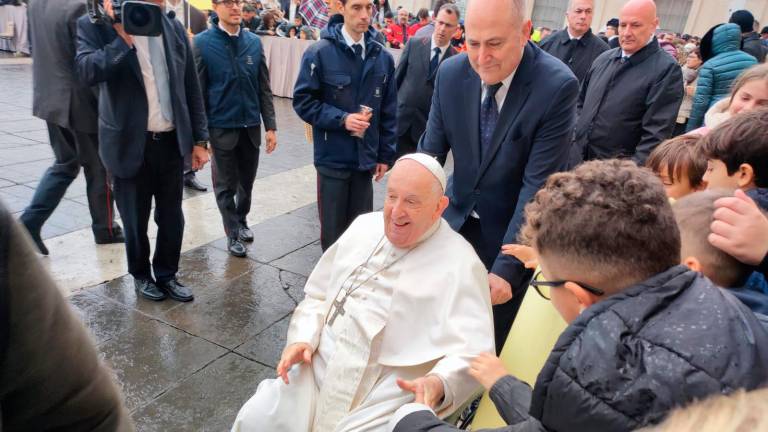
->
[[352, 43, 363, 64], [429, 47, 441, 77], [402, 24, 408, 43], [480, 83, 502, 159]]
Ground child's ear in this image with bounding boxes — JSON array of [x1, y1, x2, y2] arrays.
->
[[683, 256, 702, 273], [736, 163, 756, 189], [563, 281, 600, 312]]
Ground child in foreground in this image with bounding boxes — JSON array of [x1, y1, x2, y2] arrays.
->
[[389, 160, 768, 432]]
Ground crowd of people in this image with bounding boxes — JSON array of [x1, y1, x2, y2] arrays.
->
[[3, 0, 768, 430]]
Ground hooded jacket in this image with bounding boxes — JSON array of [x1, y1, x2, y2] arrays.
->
[[293, 14, 397, 171], [393, 266, 768, 432], [687, 24, 757, 130]]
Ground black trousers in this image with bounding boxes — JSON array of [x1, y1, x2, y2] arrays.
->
[[459, 216, 527, 353], [396, 130, 419, 161], [20, 122, 117, 239], [113, 132, 184, 284], [316, 166, 373, 251], [210, 128, 260, 239]]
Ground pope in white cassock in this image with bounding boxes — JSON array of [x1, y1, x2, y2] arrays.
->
[[232, 154, 495, 431]]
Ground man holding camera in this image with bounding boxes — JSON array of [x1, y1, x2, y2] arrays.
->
[[193, 0, 277, 258], [76, 0, 209, 302]]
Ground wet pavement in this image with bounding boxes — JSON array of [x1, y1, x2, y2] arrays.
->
[[0, 57, 386, 430]]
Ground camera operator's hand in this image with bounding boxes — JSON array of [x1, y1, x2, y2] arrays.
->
[[191, 145, 209, 170], [105, 0, 134, 47]]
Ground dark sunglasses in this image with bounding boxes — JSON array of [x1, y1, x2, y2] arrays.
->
[[530, 271, 605, 301]]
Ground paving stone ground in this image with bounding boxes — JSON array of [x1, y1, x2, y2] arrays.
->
[[0, 57, 382, 430]]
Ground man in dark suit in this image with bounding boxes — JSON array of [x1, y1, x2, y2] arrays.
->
[[21, 0, 123, 255], [539, 0, 608, 84], [76, 0, 209, 302], [418, 0, 579, 351], [194, 0, 277, 258], [394, 3, 458, 159], [569, 0, 682, 167]]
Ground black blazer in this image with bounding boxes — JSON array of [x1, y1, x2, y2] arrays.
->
[[28, 0, 98, 133], [395, 37, 456, 142], [539, 27, 609, 84], [75, 14, 209, 179], [419, 43, 579, 289], [571, 39, 683, 166]]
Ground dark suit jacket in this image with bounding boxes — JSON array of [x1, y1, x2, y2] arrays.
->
[[419, 43, 579, 289], [75, 14, 209, 179], [571, 40, 683, 166], [28, 0, 98, 133], [187, 2, 207, 34], [539, 27, 609, 84], [395, 37, 456, 142]]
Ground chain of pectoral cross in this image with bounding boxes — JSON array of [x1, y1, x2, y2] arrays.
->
[[325, 234, 414, 326]]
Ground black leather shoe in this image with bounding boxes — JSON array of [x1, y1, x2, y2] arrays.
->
[[29, 231, 49, 256], [183, 174, 208, 192], [134, 278, 166, 301], [228, 238, 247, 257], [95, 226, 125, 244], [158, 279, 194, 302], [238, 226, 254, 242]]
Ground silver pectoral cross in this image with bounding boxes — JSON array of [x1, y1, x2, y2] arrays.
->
[[328, 296, 347, 326]]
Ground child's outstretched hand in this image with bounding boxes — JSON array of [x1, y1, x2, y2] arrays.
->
[[469, 352, 509, 391], [500, 244, 538, 269]]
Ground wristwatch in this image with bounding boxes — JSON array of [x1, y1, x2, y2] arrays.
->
[[194, 141, 209, 149]]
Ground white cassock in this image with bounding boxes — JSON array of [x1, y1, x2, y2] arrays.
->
[[232, 212, 494, 432]]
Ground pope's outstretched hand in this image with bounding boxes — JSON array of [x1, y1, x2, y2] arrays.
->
[[396, 375, 445, 409], [277, 342, 313, 384]]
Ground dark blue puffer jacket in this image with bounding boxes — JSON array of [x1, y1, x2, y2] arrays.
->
[[687, 23, 757, 130], [293, 14, 397, 171]]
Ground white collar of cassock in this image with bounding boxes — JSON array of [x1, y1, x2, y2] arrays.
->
[[383, 218, 442, 254]]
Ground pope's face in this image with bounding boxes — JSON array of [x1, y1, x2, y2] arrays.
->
[[383, 161, 448, 249]]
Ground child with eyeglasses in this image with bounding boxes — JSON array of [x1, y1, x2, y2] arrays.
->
[[390, 159, 768, 432]]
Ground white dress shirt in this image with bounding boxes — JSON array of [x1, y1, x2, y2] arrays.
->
[[341, 25, 365, 59], [289, 2, 298, 22], [132, 36, 175, 132], [165, 0, 187, 28], [218, 22, 241, 37], [430, 36, 450, 61]]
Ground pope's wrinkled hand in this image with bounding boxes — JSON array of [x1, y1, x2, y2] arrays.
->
[[489, 273, 513, 305], [396, 375, 444, 409], [469, 352, 509, 391], [277, 342, 313, 384]]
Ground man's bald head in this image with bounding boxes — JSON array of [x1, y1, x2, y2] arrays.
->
[[465, 0, 531, 84], [468, 0, 526, 27], [618, 0, 659, 54], [383, 159, 449, 248]]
